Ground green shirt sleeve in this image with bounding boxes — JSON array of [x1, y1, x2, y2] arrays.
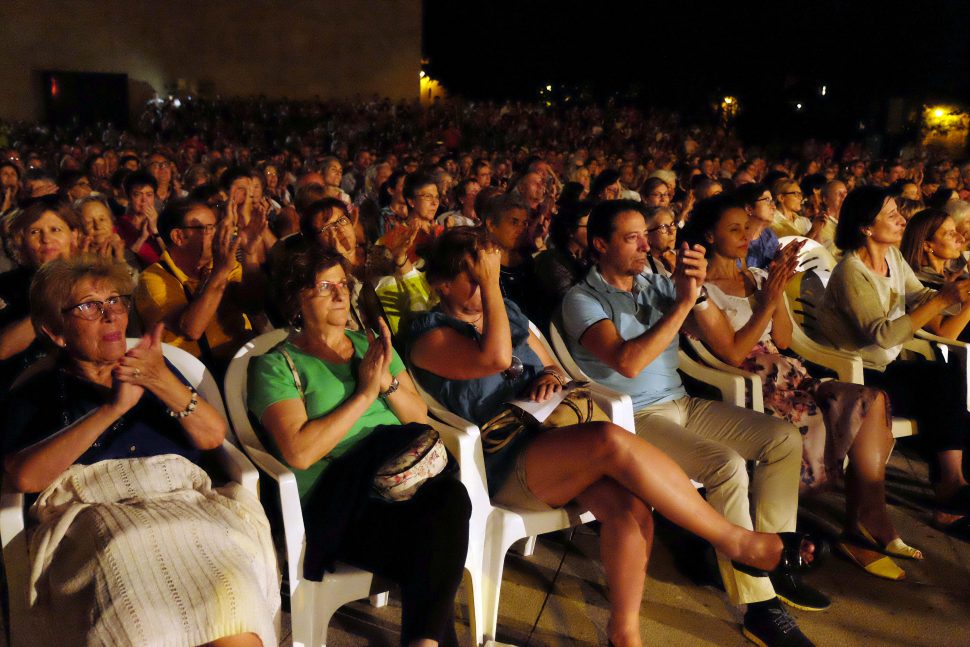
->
[[247, 350, 301, 422]]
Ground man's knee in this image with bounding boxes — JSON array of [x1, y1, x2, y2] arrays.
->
[[760, 418, 803, 463], [703, 452, 749, 491]]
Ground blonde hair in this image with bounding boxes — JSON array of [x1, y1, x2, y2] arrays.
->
[[30, 254, 134, 339]]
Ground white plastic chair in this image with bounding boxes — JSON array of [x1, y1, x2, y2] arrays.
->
[[0, 341, 260, 647], [224, 329, 400, 647], [547, 318, 748, 409], [405, 318, 639, 646], [783, 287, 919, 439], [777, 235, 838, 276]]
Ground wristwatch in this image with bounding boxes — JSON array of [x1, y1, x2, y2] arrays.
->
[[379, 377, 400, 399], [692, 286, 709, 311]]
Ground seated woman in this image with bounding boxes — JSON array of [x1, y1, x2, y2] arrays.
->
[[643, 205, 678, 277], [299, 197, 433, 341], [408, 228, 816, 647], [533, 200, 592, 329], [681, 193, 922, 578], [814, 186, 970, 537], [0, 198, 83, 390], [900, 208, 970, 291], [248, 240, 470, 647], [3, 255, 279, 647]]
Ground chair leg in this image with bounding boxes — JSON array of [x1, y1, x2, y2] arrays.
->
[[482, 522, 518, 644], [288, 584, 317, 647], [369, 591, 389, 608], [515, 535, 538, 557]]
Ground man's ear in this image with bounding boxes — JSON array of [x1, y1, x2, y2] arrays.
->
[[592, 235, 608, 257], [169, 229, 184, 247]]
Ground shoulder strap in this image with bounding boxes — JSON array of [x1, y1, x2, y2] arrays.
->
[[159, 262, 216, 366], [272, 340, 305, 401]]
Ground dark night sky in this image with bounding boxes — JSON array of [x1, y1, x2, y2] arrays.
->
[[423, 0, 970, 138]]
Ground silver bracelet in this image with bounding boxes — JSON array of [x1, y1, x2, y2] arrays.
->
[[166, 386, 199, 418], [541, 368, 567, 386], [379, 377, 400, 399]]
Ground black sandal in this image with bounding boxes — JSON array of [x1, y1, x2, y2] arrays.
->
[[731, 532, 811, 578]]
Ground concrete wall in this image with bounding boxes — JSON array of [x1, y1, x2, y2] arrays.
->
[[0, 0, 421, 121]]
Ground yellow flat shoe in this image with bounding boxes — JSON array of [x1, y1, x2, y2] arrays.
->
[[837, 539, 905, 581], [858, 524, 924, 560]]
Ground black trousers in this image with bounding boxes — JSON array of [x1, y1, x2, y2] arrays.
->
[[337, 476, 471, 646], [865, 357, 969, 479]]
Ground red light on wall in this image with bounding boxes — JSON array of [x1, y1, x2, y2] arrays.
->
[[50, 78, 58, 97]]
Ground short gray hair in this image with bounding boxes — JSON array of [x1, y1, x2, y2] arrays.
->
[[945, 199, 970, 225], [30, 255, 134, 340]]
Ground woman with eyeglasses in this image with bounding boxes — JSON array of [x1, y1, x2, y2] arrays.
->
[[3, 255, 280, 647], [409, 228, 817, 647], [533, 199, 593, 331], [769, 178, 819, 240], [643, 205, 678, 277], [249, 240, 470, 647]]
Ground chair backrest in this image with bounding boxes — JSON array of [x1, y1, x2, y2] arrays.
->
[[778, 235, 838, 275], [548, 317, 591, 381], [222, 329, 303, 599], [145, 339, 229, 420]]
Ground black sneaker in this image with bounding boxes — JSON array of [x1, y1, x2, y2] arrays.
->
[[743, 603, 815, 647], [770, 569, 831, 611]]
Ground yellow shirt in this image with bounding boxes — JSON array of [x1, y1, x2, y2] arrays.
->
[[135, 252, 252, 362]]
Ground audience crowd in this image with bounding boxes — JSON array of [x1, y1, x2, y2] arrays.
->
[[2, 94, 970, 647]]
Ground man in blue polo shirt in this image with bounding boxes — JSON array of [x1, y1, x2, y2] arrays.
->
[[561, 199, 826, 647]]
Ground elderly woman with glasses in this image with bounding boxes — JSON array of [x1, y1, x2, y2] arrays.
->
[[643, 205, 678, 277], [2, 255, 279, 647], [249, 240, 470, 647]]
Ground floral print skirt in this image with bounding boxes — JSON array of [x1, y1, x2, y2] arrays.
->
[[741, 341, 888, 494]]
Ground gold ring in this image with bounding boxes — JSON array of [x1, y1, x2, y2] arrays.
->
[[133, 368, 141, 377]]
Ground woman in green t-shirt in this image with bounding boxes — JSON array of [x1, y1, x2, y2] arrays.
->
[[248, 241, 470, 647]]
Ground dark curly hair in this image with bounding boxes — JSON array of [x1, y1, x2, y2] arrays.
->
[[271, 237, 348, 324]]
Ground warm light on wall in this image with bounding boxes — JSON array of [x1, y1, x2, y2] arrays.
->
[[923, 104, 969, 155], [720, 96, 739, 122], [420, 71, 445, 106]]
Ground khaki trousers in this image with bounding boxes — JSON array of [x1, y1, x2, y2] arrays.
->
[[634, 396, 802, 605]]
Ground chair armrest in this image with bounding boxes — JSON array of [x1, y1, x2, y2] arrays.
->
[[787, 317, 864, 384], [584, 382, 635, 432], [901, 337, 935, 361], [213, 441, 259, 496], [0, 484, 25, 552], [678, 350, 746, 407], [915, 329, 970, 411], [682, 337, 764, 412]]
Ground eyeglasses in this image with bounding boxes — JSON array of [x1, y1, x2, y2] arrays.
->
[[782, 191, 803, 197], [314, 279, 351, 297], [314, 215, 351, 236], [179, 223, 216, 233], [502, 355, 524, 381], [414, 193, 440, 202], [648, 191, 670, 199], [62, 295, 132, 320], [755, 196, 774, 204], [648, 224, 677, 234]]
